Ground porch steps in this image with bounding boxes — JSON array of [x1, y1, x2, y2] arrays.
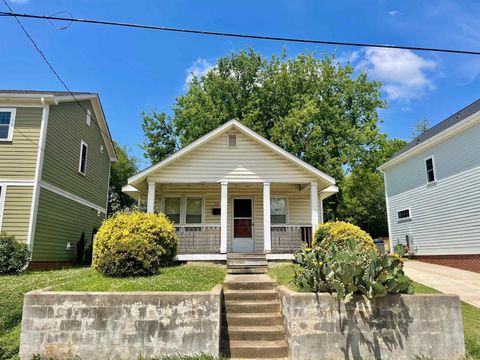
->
[[222, 274, 288, 359], [227, 253, 268, 274]]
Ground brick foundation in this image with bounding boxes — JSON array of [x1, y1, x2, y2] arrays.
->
[[414, 254, 480, 273], [27, 261, 76, 271]]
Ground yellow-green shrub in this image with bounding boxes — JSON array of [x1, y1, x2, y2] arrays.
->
[[93, 211, 178, 277], [312, 221, 376, 252]]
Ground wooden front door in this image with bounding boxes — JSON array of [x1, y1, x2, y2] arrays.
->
[[232, 198, 254, 252]]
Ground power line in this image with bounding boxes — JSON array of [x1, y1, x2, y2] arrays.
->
[[0, 1, 115, 159], [0, 0, 115, 187], [1, 10, 480, 56]]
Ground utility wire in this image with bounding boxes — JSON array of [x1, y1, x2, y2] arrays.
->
[[0, 0, 115, 190], [0, 0, 115, 158], [1, 10, 480, 56]]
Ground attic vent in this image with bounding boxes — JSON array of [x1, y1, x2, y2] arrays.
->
[[228, 134, 237, 148]]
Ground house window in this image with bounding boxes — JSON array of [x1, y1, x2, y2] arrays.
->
[[397, 209, 411, 221], [227, 134, 237, 148], [86, 109, 91, 126], [0, 108, 16, 141], [425, 157, 435, 183], [164, 197, 181, 223], [186, 198, 203, 224], [79, 141, 88, 175], [271, 197, 287, 224]]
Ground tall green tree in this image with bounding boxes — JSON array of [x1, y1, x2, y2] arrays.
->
[[142, 49, 387, 216], [108, 142, 140, 215], [337, 138, 407, 237]]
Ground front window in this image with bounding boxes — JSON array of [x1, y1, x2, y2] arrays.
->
[[425, 157, 435, 183], [0, 109, 16, 141], [271, 197, 287, 224], [164, 197, 181, 223], [186, 198, 203, 224]]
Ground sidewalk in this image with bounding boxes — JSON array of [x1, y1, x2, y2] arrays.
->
[[404, 260, 480, 308]]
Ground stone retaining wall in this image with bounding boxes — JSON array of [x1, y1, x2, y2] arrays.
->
[[279, 287, 465, 360], [19, 285, 223, 359]]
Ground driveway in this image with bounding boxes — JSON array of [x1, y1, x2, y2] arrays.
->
[[404, 260, 480, 308]]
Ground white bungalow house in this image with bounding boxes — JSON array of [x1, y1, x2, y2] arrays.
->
[[123, 119, 338, 261]]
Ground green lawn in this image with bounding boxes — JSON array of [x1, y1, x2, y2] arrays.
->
[[52, 265, 226, 292], [0, 265, 226, 360], [268, 264, 480, 359]]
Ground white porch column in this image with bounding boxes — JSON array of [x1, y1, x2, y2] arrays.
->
[[319, 194, 324, 224], [310, 182, 319, 234], [147, 181, 156, 213], [263, 182, 271, 253], [220, 181, 228, 253]]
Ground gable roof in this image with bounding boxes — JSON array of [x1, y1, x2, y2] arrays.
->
[[0, 90, 116, 161], [128, 119, 336, 186], [380, 98, 480, 170]]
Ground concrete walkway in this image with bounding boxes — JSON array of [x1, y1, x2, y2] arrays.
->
[[404, 260, 480, 308]]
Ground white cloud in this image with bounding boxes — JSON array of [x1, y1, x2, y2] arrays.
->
[[389, 10, 400, 16], [9, 0, 28, 4], [355, 48, 437, 101], [185, 58, 214, 86]]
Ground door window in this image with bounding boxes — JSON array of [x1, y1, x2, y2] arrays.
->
[[234, 199, 252, 238]]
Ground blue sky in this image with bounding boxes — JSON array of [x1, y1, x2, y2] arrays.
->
[[1, 0, 480, 167]]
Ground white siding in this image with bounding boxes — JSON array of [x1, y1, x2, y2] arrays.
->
[[385, 122, 480, 255], [147, 130, 330, 187]]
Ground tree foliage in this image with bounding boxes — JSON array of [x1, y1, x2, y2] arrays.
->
[[337, 138, 407, 237], [108, 142, 140, 214], [141, 49, 401, 223], [412, 117, 429, 139]]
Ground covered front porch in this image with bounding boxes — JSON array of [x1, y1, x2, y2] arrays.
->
[[126, 181, 337, 261]]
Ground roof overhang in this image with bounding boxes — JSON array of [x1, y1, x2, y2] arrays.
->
[[0, 92, 117, 162], [320, 185, 339, 200], [379, 110, 480, 172], [128, 119, 336, 188], [122, 184, 141, 200]]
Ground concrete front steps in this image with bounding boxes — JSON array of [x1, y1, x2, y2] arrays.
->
[[222, 274, 288, 359], [227, 253, 268, 274]]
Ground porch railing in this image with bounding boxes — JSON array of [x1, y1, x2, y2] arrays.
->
[[271, 224, 312, 253], [174, 224, 221, 254]]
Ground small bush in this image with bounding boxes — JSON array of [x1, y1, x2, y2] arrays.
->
[[0, 232, 30, 274], [312, 221, 376, 252], [293, 240, 413, 302], [93, 211, 178, 277]]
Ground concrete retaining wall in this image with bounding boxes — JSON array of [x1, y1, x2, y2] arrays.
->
[[19, 285, 223, 359], [279, 287, 465, 360]]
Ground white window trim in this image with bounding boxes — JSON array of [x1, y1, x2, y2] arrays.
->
[[0, 108, 17, 142], [86, 109, 92, 126], [0, 185, 6, 231], [270, 195, 289, 225], [161, 194, 205, 224], [424, 155, 437, 184], [397, 208, 412, 222], [79, 140, 88, 176]]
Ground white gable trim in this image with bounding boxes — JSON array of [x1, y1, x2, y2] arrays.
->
[[380, 110, 480, 171], [129, 119, 335, 186]]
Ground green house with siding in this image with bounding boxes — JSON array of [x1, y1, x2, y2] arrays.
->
[[0, 90, 116, 268]]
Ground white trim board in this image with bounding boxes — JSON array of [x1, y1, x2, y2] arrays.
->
[[27, 104, 50, 250], [0, 179, 35, 186], [176, 254, 227, 261], [128, 119, 336, 186], [0, 184, 7, 232], [40, 181, 107, 214]]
